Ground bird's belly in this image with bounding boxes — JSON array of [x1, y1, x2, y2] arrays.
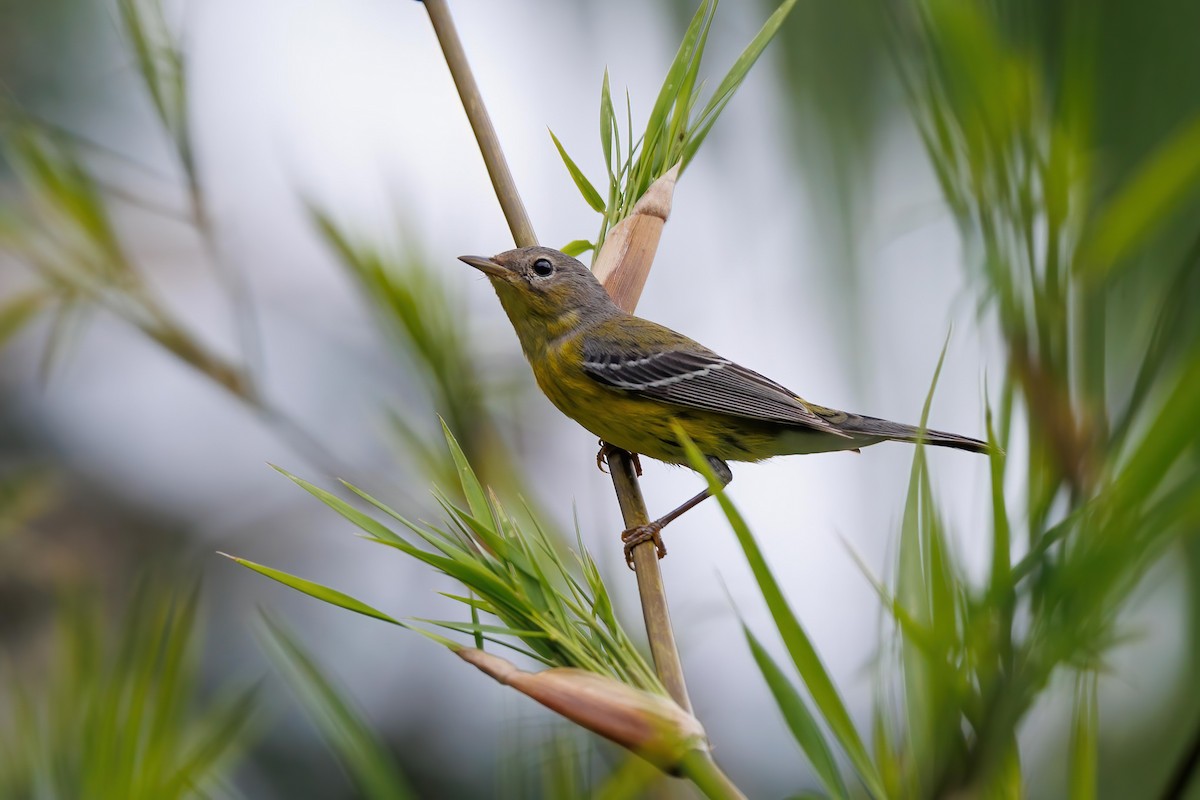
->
[[542, 378, 689, 461]]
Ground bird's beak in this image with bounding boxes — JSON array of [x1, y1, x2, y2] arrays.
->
[[458, 255, 507, 278]]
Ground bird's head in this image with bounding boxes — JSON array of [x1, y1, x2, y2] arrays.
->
[[458, 247, 616, 332]]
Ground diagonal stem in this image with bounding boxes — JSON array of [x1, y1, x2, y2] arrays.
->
[[607, 448, 693, 712]]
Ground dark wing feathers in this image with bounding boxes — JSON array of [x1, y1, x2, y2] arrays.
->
[[582, 339, 848, 437]]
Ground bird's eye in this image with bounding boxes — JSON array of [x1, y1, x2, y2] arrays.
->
[[532, 258, 554, 277]]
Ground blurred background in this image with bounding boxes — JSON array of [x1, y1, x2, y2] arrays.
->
[[2, 0, 1199, 797]]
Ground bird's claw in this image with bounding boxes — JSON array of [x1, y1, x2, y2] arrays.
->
[[621, 522, 665, 570], [596, 441, 643, 477]]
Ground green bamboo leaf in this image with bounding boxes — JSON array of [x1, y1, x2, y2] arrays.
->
[[561, 239, 594, 258], [684, 0, 800, 168], [1068, 673, 1098, 800], [220, 553, 402, 627], [871, 703, 903, 798], [1113, 350, 1200, 506], [118, 0, 164, 124], [440, 419, 493, 524], [273, 466, 403, 545], [118, 0, 184, 140], [896, 337, 967, 791], [415, 619, 550, 639], [0, 291, 47, 349], [676, 430, 885, 798], [670, 4, 714, 153], [1083, 114, 1200, 276], [146, 582, 202, 752], [163, 682, 259, 797], [600, 68, 615, 173], [9, 129, 126, 272], [340, 479, 419, 529], [261, 615, 416, 800], [469, 591, 485, 651], [743, 625, 848, 799], [549, 130, 606, 213], [642, 0, 713, 170], [440, 496, 513, 563], [986, 401, 1013, 601]]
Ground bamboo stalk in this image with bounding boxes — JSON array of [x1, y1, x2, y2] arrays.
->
[[607, 447, 693, 713], [679, 749, 750, 800]]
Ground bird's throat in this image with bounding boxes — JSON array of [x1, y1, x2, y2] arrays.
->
[[491, 283, 578, 360]]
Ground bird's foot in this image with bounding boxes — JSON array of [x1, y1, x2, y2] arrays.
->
[[621, 522, 665, 570], [596, 441, 643, 477]]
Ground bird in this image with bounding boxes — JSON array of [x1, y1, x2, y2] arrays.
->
[[458, 246, 988, 568]]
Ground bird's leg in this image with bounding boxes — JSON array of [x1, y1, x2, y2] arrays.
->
[[622, 457, 732, 569], [596, 440, 642, 476]]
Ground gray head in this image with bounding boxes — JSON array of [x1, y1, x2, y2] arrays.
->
[[457, 247, 618, 323]]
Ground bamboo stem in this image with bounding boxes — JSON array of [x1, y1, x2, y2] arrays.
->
[[678, 750, 749, 800], [607, 448, 693, 713], [421, 0, 695, 725]]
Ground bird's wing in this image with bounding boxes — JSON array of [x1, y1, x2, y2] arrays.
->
[[580, 321, 849, 437]]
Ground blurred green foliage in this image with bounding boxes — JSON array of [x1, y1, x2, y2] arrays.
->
[[708, 0, 1200, 796], [0, 580, 256, 799], [261, 616, 417, 800]]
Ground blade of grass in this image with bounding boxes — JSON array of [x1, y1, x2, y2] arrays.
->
[[1068, 672, 1098, 800], [272, 466, 403, 545], [677, 429, 885, 798], [441, 419, 493, 526], [550, 130, 606, 212], [219, 553, 404, 628], [260, 614, 416, 800], [743, 624, 849, 799], [684, 0, 800, 167], [561, 239, 594, 257]]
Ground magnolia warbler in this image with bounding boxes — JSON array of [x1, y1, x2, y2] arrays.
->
[[459, 247, 988, 567]]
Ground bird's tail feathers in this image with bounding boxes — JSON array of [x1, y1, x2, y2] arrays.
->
[[842, 415, 991, 454]]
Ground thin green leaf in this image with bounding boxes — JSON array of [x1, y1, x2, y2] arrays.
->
[[684, 0, 800, 168], [440, 419, 493, 525], [560, 239, 594, 258], [219, 553, 402, 627], [1083, 114, 1200, 275], [744, 625, 848, 799], [415, 619, 550, 639], [600, 69, 615, 173], [469, 590, 485, 651], [261, 615, 416, 800], [549, 130, 606, 212], [643, 0, 713, 159], [1068, 673, 1098, 800], [161, 683, 258, 797], [273, 466, 403, 545], [0, 291, 47, 349], [676, 429, 885, 798]]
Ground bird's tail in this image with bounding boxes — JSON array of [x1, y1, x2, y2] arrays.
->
[[841, 415, 991, 454]]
